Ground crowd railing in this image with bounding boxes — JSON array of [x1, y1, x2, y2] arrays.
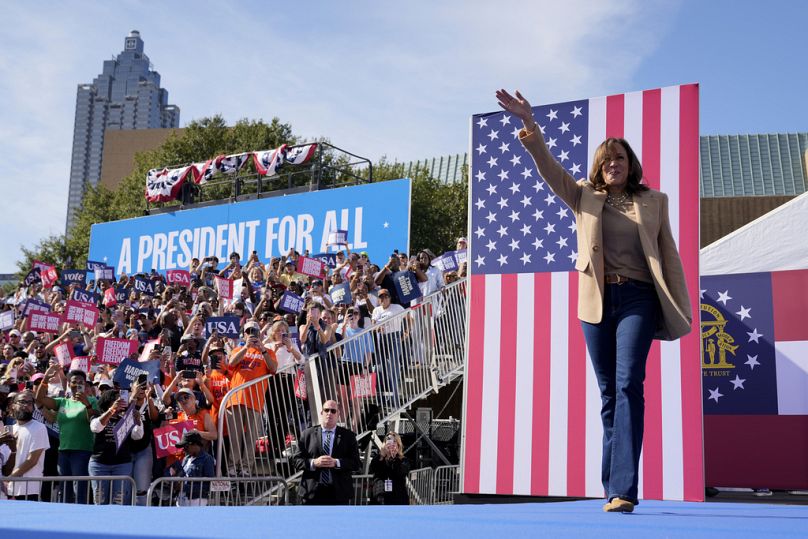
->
[[407, 467, 435, 505], [433, 465, 460, 504], [3, 475, 137, 505], [215, 278, 468, 483], [146, 476, 288, 506]]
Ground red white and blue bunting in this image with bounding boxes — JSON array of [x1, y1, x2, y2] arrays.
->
[[145, 143, 318, 202]]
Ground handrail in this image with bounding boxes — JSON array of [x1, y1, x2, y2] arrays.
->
[[215, 277, 468, 482]]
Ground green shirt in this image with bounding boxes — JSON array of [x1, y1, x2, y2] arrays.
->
[[54, 396, 98, 452]]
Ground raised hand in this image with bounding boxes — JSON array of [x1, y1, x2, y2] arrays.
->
[[495, 89, 535, 125]]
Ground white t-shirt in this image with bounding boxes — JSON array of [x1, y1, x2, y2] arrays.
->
[[10, 420, 50, 497], [418, 266, 445, 298], [0, 444, 11, 499], [271, 341, 302, 372], [372, 303, 406, 334]]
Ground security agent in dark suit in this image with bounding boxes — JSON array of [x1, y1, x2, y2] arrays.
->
[[292, 399, 360, 505]]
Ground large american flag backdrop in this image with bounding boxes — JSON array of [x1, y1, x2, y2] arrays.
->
[[461, 84, 704, 501]]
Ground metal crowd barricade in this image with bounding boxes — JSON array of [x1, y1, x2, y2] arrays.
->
[[433, 465, 460, 504], [351, 474, 374, 506], [3, 475, 137, 505], [407, 467, 435, 505], [146, 476, 288, 506], [215, 278, 468, 490]]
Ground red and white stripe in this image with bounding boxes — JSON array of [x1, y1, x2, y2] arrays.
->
[[462, 84, 704, 501]]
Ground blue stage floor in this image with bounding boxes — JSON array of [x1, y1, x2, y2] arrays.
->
[[1, 499, 807, 538]]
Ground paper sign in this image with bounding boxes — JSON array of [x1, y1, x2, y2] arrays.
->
[[350, 372, 377, 399], [95, 265, 115, 282], [392, 270, 422, 304], [138, 339, 161, 362], [61, 269, 87, 287], [86, 260, 106, 272], [153, 420, 195, 458], [327, 230, 348, 246], [96, 337, 138, 365], [23, 299, 52, 317], [204, 316, 241, 338], [28, 312, 62, 334], [64, 299, 100, 328], [115, 287, 129, 303], [279, 291, 304, 314], [296, 256, 326, 279], [38, 265, 59, 288], [71, 289, 100, 305], [133, 276, 155, 296], [113, 358, 161, 389], [54, 342, 75, 367], [215, 276, 234, 300], [455, 249, 467, 265], [431, 251, 459, 272], [0, 311, 15, 331], [23, 267, 41, 287], [330, 282, 352, 305], [312, 253, 338, 269], [166, 270, 191, 288], [70, 356, 91, 373], [113, 404, 137, 452], [103, 287, 118, 308]]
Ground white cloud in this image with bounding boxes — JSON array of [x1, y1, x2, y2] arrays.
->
[[0, 0, 678, 272]]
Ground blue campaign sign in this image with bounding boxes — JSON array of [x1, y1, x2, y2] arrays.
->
[[114, 358, 161, 389], [71, 289, 100, 305], [312, 253, 337, 269], [279, 291, 304, 314], [330, 282, 352, 305], [392, 270, 422, 304], [133, 276, 155, 296], [61, 269, 88, 287], [204, 316, 241, 338], [89, 179, 412, 275]]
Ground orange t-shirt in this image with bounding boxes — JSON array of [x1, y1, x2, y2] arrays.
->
[[207, 369, 231, 434], [226, 345, 275, 411], [166, 409, 211, 466]]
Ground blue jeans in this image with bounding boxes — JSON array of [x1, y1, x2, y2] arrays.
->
[[581, 280, 659, 506], [57, 450, 92, 503], [131, 445, 153, 506], [87, 459, 134, 505]]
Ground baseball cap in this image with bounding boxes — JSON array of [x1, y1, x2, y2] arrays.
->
[[176, 387, 195, 399], [97, 378, 114, 389], [457, 237, 467, 244], [31, 373, 45, 383], [244, 320, 260, 332], [175, 430, 204, 449], [9, 329, 21, 338]]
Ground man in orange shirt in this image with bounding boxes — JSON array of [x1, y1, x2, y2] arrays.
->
[[224, 320, 277, 477]]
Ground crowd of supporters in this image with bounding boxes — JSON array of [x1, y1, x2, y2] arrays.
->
[[0, 239, 467, 505]]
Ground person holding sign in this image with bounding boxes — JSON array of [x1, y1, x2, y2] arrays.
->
[[88, 388, 144, 505], [497, 89, 692, 513], [35, 366, 98, 503]]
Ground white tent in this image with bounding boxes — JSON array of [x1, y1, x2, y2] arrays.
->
[[700, 190, 808, 276]]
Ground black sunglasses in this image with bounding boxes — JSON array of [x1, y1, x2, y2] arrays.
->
[[322, 407, 338, 414]]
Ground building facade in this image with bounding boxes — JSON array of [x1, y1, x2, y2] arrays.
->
[[66, 30, 179, 232]]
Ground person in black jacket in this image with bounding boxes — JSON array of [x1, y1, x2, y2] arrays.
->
[[369, 432, 410, 505], [292, 400, 359, 505]]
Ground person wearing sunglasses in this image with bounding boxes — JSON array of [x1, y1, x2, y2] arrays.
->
[[292, 399, 359, 505]]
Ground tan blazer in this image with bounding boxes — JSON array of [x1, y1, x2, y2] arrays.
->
[[520, 129, 692, 341]]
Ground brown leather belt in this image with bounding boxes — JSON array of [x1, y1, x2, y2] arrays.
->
[[605, 274, 630, 285]]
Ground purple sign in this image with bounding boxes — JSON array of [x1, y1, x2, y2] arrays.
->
[[113, 404, 137, 453], [279, 291, 305, 314], [330, 282, 352, 305], [392, 270, 422, 304]]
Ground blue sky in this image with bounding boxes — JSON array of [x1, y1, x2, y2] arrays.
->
[[0, 0, 806, 273]]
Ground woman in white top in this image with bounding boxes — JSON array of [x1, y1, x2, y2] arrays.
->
[[371, 289, 406, 410]]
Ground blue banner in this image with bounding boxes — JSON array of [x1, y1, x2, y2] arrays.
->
[[86, 260, 106, 272], [279, 291, 304, 314], [113, 358, 161, 390], [89, 179, 411, 275], [204, 316, 241, 338], [114, 287, 129, 303], [392, 270, 422, 304], [71, 289, 100, 305], [133, 276, 156, 296], [312, 253, 338, 269], [61, 269, 87, 287]]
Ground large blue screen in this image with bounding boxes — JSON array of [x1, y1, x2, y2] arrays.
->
[[88, 179, 411, 274]]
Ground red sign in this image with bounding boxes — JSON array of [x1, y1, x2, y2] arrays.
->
[[70, 356, 91, 373], [64, 299, 99, 328], [54, 342, 75, 367], [297, 256, 326, 279], [35, 263, 59, 289], [28, 312, 62, 334], [153, 420, 195, 458], [350, 372, 377, 399], [215, 276, 234, 299], [96, 337, 138, 366], [103, 287, 117, 308], [167, 270, 191, 288]]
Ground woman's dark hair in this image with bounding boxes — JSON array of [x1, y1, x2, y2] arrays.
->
[[97, 389, 120, 412], [588, 138, 649, 195], [66, 370, 87, 382]]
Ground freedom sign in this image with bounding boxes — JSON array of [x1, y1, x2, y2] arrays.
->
[[296, 256, 326, 279], [64, 299, 99, 328], [166, 269, 191, 288], [153, 420, 195, 458], [205, 316, 241, 338], [88, 179, 411, 275], [28, 312, 62, 334], [279, 291, 304, 314], [96, 337, 138, 365]]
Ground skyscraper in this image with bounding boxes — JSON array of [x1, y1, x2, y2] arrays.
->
[[66, 30, 179, 232]]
